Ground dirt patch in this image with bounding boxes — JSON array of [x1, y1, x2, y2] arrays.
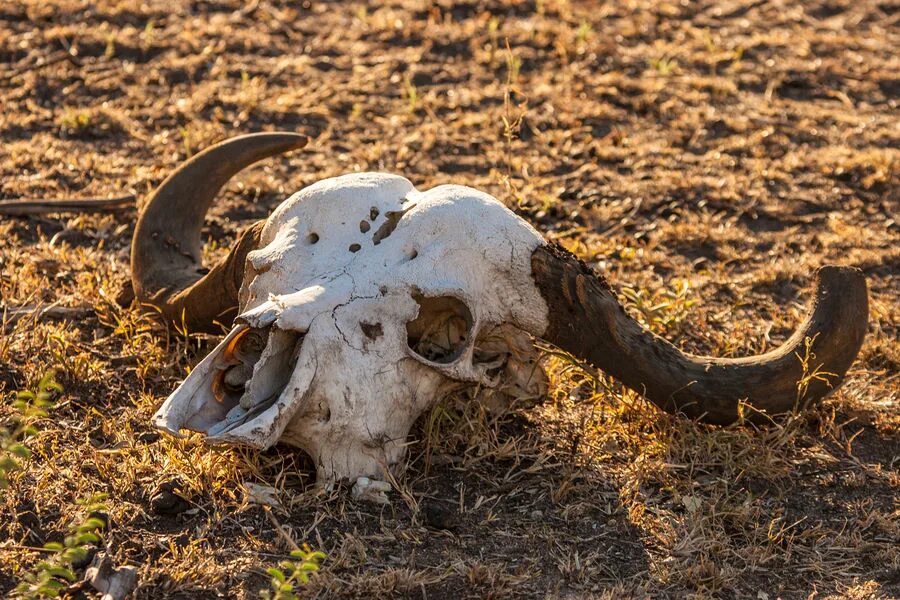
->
[[1, 0, 897, 598]]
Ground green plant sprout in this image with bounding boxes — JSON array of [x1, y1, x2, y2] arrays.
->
[[1, 370, 62, 491], [261, 546, 326, 600], [13, 493, 108, 599]]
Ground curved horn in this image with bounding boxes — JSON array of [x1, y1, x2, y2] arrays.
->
[[132, 132, 307, 333], [531, 244, 868, 424]]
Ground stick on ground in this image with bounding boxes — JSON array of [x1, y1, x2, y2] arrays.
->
[[0, 195, 135, 216]]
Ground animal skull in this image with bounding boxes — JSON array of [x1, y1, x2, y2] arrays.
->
[[133, 133, 869, 483], [153, 173, 550, 479]]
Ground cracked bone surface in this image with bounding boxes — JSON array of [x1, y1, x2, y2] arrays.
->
[[143, 134, 867, 484], [154, 173, 550, 481]]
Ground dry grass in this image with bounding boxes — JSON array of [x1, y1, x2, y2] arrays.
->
[[1, 0, 898, 598]]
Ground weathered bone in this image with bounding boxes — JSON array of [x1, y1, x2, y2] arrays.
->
[[153, 173, 550, 480], [139, 134, 869, 482]]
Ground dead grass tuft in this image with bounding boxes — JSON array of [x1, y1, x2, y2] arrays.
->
[[1, 0, 897, 598]]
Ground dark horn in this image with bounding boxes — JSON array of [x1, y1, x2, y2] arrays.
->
[[131, 132, 307, 333], [531, 244, 868, 424]]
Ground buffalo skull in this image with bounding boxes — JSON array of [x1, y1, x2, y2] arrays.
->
[[133, 133, 868, 482]]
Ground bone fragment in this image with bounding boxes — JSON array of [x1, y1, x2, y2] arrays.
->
[[352, 477, 392, 505], [84, 553, 138, 600]]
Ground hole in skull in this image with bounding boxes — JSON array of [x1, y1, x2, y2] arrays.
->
[[406, 293, 473, 364], [349, 243, 361, 253], [307, 233, 319, 245], [373, 205, 414, 245], [369, 206, 379, 221], [360, 322, 383, 340], [318, 402, 331, 424], [359, 220, 371, 233], [406, 248, 418, 261]]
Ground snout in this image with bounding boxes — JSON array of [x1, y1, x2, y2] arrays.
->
[[153, 323, 312, 449]]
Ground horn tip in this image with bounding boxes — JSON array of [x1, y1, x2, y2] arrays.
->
[[279, 132, 309, 150], [814, 264, 868, 301], [812, 264, 869, 349], [242, 131, 309, 150]]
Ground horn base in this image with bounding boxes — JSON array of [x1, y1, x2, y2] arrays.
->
[[131, 132, 307, 332]]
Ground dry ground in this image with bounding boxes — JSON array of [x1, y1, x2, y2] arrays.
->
[[1, 0, 898, 598]]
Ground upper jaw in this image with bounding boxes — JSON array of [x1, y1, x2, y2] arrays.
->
[[152, 323, 311, 450]]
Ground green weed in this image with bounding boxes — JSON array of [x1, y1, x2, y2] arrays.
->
[[1, 370, 62, 491], [261, 546, 326, 600], [13, 493, 108, 599]]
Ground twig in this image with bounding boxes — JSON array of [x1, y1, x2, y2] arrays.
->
[[598, 198, 643, 238], [2, 303, 93, 325], [0, 50, 69, 83], [57, 35, 84, 68], [232, 0, 260, 19], [0, 195, 135, 216], [0, 544, 59, 554], [263, 506, 301, 551]]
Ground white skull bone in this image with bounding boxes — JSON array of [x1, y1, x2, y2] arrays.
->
[[153, 173, 551, 481]]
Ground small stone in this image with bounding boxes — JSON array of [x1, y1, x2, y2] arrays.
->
[[136, 431, 160, 444], [150, 481, 190, 516], [242, 482, 282, 509], [115, 282, 135, 308], [84, 553, 138, 600], [351, 477, 391, 505], [421, 499, 459, 531]]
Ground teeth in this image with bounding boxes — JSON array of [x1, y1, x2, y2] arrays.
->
[[214, 327, 269, 402], [203, 323, 303, 437], [223, 364, 254, 392], [208, 404, 249, 437]]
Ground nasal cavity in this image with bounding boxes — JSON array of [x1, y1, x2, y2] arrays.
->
[[406, 293, 473, 364]]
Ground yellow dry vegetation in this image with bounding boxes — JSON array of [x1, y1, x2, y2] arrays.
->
[[1, 0, 897, 598]]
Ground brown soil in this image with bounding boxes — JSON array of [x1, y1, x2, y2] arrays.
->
[[1, 1, 897, 598]]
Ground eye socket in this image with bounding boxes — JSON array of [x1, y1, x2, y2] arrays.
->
[[406, 293, 473, 364], [361, 322, 383, 340]]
